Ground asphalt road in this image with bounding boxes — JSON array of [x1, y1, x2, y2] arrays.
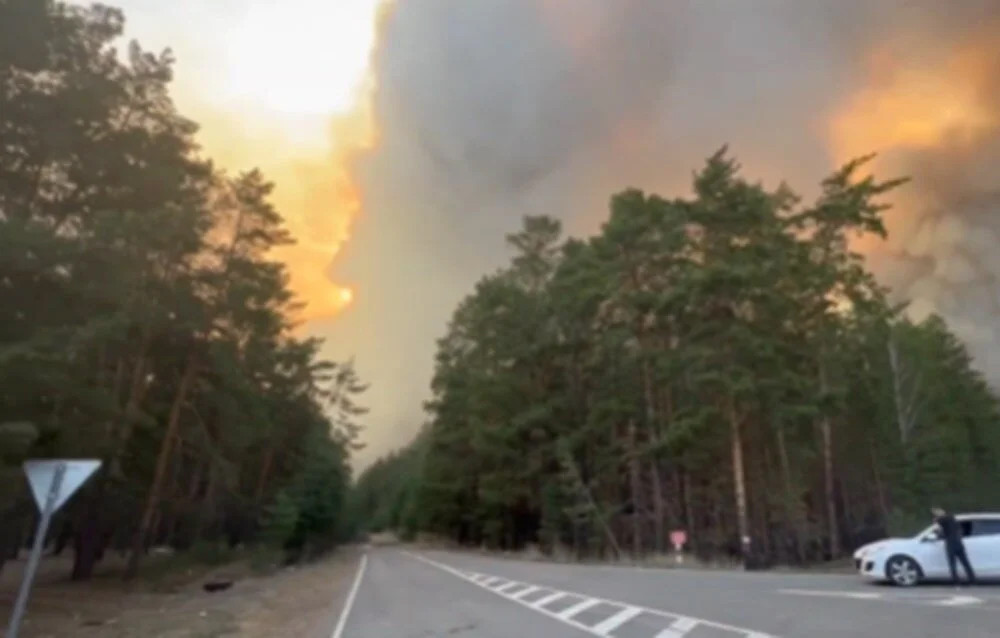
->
[[335, 548, 1000, 637]]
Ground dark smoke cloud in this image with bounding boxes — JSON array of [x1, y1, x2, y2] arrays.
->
[[325, 0, 1000, 465], [847, 10, 1000, 381]]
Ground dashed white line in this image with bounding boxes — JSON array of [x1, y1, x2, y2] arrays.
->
[[510, 585, 540, 600], [556, 597, 601, 620], [591, 605, 642, 634], [935, 595, 983, 607], [497, 581, 524, 593], [404, 551, 777, 638], [781, 588, 986, 609], [655, 617, 697, 638], [532, 591, 566, 608], [330, 553, 368, 638], [780, 589, 881, 600]]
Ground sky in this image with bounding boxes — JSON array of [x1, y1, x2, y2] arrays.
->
[[107, 0, 380, 319], [105, 0, 1000, 468]]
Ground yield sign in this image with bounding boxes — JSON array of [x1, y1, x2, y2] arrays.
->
[[23, 459, 101, 513]]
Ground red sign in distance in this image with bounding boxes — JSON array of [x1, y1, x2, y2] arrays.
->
[[670, 529, 687, 549]]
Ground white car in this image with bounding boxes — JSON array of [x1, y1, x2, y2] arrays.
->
[[853, 513, 1000, 586]]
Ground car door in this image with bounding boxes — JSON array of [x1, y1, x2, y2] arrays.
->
[[964, 518, 1000, 577], [910, 526, 949, 579]]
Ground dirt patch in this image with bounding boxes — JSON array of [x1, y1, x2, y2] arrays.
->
[[0, 548, 361, 637]]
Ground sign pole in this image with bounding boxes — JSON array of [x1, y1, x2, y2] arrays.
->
[[669, 529, 687, 565], [6, 462, 66, 638]]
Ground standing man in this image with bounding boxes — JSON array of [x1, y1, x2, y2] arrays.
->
[[931, 507, 976, 586]]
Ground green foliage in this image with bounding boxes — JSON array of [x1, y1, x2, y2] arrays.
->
[[361, 149, 1000, 565], [260, 491, 300, 550], [0, 0, 364, 577], [352, 430, 428, 538], [0, 422, 37, 461]]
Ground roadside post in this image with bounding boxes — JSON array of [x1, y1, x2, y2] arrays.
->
[[5, 459, 101, 638], [670, 529, 687, 565]]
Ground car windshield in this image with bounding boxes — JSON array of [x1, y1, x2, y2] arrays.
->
[[917, 525, 939, 540]]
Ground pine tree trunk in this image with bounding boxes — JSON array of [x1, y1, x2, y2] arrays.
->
[[110, 331, 154, 476], [758, 440, 775, 562], [868, 438, 890, 527], [627, 420, 643, 557], [681, 470, 695, 551], [105, 355, 126, 439], [125, 355, 198, 579], [254, 446, 274, 506], [72, 495, 104, 580], [819, 361, 839, 559], [887, 336, 917, 445], [729, 398, 750, 565], [194, 462, 217, 542], [649, 461, 665, 554], [776, 426, 805, 563], [820, 417, 838, 557], [71, 473, 111, 582]]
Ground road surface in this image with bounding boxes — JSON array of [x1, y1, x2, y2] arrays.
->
[[334, 548, 1000, 637]]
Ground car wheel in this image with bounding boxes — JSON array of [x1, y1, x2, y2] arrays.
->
[[885, 555, 922, 587]]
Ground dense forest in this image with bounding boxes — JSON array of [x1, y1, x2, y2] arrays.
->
[[357, 151, 1000, 566], [0, 1, 364, 579]]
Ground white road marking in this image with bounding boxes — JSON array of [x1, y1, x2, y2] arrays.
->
[[497, 581, 524, 593], [780, 589, 883, 600], [781, 588, 986, 609], [591, 605, 642, 634], [510, 585, 540, 600], [482, 576, 502, 587], [330, 553, 368, 638], [555, 597, 601, 620], [654, 616, 698, 638], [532, 591, 567, 608], [404, 551, 777, 638], [935, 595, 983, 607]]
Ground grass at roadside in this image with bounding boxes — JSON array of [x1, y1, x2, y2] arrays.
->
[[0, 546, 361, 637]]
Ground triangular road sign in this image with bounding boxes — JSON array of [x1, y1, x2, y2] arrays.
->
[[23, 459, 101, 513]]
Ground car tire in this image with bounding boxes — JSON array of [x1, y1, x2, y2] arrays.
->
[[885, 554, 922, 587]]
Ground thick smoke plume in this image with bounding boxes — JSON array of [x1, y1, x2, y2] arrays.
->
[[831, 12, 1000, 379], [331, 0, 1000, 464]]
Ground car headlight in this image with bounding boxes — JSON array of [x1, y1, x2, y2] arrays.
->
[[856, 543, 887, 558]]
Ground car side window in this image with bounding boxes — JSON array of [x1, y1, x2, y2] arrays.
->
[[960, 521, 973, 537], [970, 519, 1000, 536]]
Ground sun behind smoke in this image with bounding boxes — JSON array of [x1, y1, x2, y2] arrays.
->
[[210, 0, 390, 325]]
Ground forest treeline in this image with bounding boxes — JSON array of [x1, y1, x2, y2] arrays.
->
[[1, 1, 364, 579], [357, 151, 1000, 566]]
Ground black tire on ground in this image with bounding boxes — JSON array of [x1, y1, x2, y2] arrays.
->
[[885, 554, 923, 587]]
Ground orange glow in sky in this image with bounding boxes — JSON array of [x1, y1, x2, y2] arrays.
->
[[829, 35, 998, 163], [114, 0, 387, 324], [827, 25, 999, 256], [227, 0, 384, 323]]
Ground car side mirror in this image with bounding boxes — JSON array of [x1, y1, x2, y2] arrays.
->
[[922, 535, 940, 543]]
